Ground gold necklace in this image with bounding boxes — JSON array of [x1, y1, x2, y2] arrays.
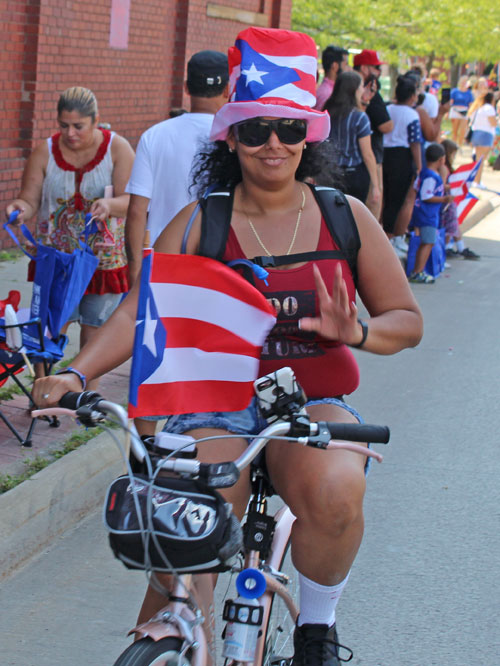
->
[[246, 186, 306, 257]]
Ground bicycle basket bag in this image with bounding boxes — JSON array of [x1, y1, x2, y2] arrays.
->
[[104, 475, 243, 574]]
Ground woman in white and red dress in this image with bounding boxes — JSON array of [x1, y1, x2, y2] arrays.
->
[[6, 87, 134, 387]]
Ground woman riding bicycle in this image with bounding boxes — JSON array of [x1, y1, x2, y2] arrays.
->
[[33, 28, 423, 666]]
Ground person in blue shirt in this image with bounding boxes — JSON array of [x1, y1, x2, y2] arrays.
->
[[409, 143, 453, 284], [449, 76, 474, 147]]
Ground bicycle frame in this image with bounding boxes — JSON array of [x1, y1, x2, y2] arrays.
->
[[33, 397, 386, 666], [128, 500, 297, 666], [131, 574, 212, 665]]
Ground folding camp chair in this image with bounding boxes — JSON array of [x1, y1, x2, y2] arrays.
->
[[0, 307, 68, 447], [1, 213, 98, 446]]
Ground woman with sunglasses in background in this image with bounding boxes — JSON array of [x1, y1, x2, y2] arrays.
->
[[34, 28, 423, 666]]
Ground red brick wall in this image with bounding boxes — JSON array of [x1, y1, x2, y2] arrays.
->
[[0, 0, 292, 249], [0, 0, 40, 221]]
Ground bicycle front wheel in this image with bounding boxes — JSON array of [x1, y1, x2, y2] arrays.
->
[[113, 637, 193, 666]]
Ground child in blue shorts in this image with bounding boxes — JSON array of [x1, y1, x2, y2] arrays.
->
[[409, 142, 453, 284]]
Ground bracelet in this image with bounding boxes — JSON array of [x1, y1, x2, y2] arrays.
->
[[349, 319, 368, 349], [55, 366, 87, 390]]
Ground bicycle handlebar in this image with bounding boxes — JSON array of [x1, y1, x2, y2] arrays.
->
[[59, 391, 103, 410], [33, 392, 390, 485], [325, 422, 390, 444]]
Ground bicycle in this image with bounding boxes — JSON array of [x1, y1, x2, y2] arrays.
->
[[34, 367, 390, 666]]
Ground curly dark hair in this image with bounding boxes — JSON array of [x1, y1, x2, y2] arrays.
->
[[190, 139, 342, 197]]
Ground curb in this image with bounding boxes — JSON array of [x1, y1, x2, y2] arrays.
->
[[0, 430, 124, 581], [461, 193, 500, 234]]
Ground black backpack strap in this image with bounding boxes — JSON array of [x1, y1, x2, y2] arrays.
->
[[196, 183, 360, 286], [198, 187, 234, 261], [307, 184, 361, 286], [251, 250, 345, 268]]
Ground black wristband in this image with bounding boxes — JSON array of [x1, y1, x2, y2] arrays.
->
[[349, 318, 368, 349]]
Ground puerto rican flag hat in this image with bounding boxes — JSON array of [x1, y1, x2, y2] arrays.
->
[[210, 27, 330, 143]]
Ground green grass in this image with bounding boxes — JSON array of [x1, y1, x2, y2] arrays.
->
[[0, 247, 25, 262], [0, 381, 26, 402], [0, 424, 105, 494], [0, 398, 125, 494]]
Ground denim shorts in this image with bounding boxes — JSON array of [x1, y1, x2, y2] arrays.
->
[[162, 396, 373, 474], [471, 130, 494, 147], [418, 225, 438, 244], [68, 292, 122, 327]]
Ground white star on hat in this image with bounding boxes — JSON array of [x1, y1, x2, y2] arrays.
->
[[242, 63, 268, 85]]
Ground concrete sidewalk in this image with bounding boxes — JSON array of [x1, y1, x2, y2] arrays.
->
[[1, 155, 499, 581]]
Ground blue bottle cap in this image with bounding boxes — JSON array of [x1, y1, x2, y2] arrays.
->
[[236, 568, 267, 599]]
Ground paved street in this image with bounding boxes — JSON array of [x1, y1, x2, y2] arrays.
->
[[1, 206, 500, 665]]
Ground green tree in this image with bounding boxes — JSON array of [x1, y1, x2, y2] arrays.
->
[[292, 0, 500, 66]]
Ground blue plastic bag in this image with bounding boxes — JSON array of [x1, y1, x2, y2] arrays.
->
[[406, 227, 446, 278], [4, 217, 98, 338]]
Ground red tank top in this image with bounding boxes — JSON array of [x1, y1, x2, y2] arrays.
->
[[222, 217, 360, 398]]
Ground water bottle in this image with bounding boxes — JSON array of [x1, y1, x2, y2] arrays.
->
[[222, 568, 266, 662]]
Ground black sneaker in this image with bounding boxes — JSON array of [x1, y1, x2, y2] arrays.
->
[[291, 623, 353, 665], [461, 247, 480, 260]]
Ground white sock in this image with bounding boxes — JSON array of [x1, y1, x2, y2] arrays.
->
[[297, 572, 350, 627], [456, 240, 465, 252], [446, 241, 454, 250]]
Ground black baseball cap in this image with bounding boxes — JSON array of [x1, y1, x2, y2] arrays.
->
[[187, 50, 229, 87]]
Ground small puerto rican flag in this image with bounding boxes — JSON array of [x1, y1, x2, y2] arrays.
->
[[448, 160, 482, 197], [454, 190, 479, 224], [128, 252, 276, 418]]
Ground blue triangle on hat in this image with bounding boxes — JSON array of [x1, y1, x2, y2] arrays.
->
[[234, 39, 300, 102]]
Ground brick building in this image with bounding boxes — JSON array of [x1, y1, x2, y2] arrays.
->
[[0, 0, 292, 248]]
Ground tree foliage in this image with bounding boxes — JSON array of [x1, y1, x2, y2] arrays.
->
[[292, 0, 500, 66]]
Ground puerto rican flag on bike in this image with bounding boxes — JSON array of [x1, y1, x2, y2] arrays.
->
[[128, 252, 276, 417]]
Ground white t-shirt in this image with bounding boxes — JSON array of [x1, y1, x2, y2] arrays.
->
[[383, 105, 422, 148], [126, 113, 215, 244], [471, 104, 496, 135], [421, 92, 439, 119]]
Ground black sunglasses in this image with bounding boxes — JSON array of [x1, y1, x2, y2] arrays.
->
[[233, 118, 308, 147]]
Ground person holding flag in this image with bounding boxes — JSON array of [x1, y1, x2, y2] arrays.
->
[[33, 27, 423, 666], [441, 139, 480, 260]]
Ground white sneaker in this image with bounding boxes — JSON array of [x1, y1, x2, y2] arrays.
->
[[390, 238, 407, 259], [393, 235, 409, 253]]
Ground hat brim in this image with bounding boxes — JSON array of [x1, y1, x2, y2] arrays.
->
[[210, 100, 331, 143], [354, 59, 386, 67]]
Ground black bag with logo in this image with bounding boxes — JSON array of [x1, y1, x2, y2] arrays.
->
[[104, 474, 243, 573]]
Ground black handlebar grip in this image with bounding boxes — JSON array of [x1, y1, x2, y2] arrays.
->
[[326, 422, 390, 444], [59, 391, 102, 410]]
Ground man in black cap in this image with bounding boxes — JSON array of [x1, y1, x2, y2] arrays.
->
[[125, 50, 229, 285], [125, 50, 228, 437], [354, 50, 393, 222]]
